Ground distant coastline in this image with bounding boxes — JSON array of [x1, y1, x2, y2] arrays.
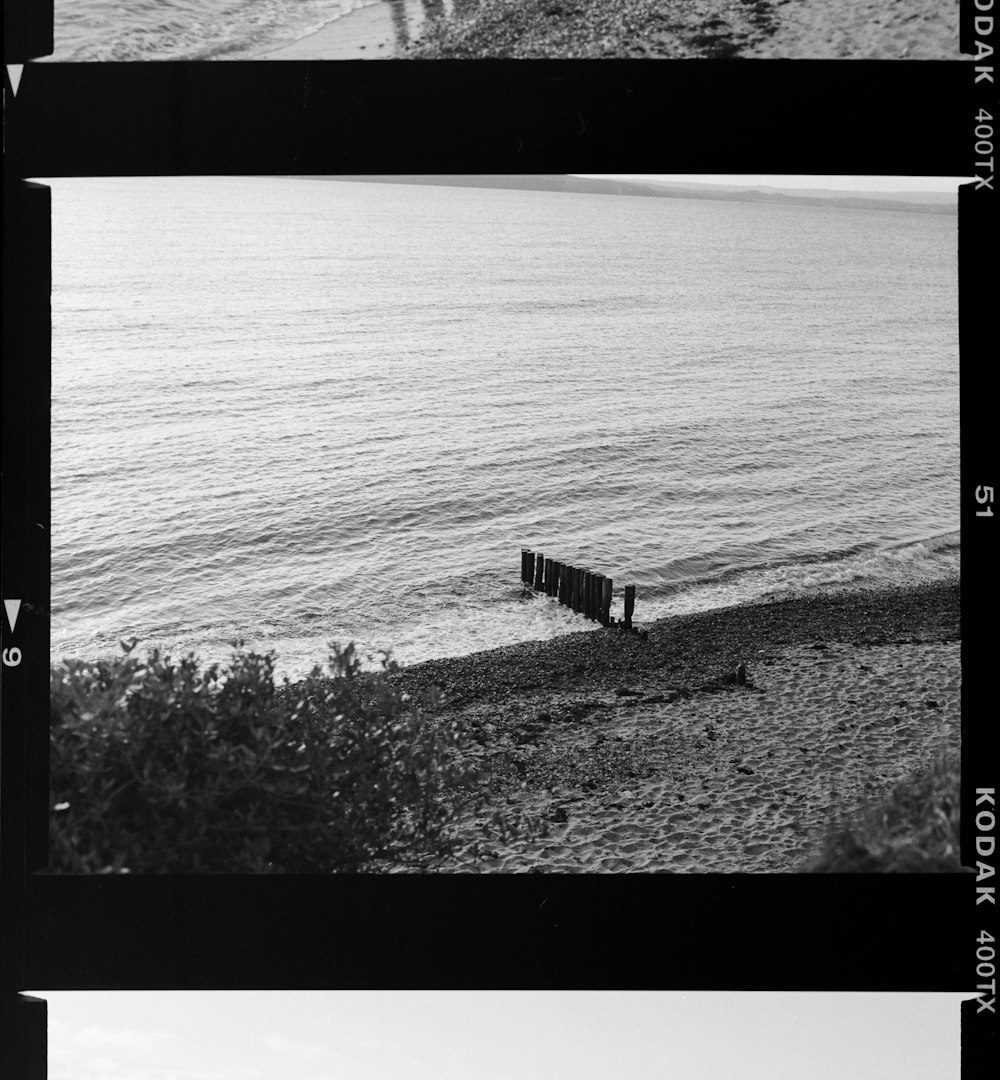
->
[[306, 174, 958, 216]]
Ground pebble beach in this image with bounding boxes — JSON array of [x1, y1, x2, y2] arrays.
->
[[261, 0, 962, 60], [383, 579, 961, 872], [409, 0, 961, 58]]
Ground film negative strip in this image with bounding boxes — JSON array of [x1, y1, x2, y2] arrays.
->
[[1, 0, 996, 1077]]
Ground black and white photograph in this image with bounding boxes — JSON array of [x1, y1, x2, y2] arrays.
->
[[32, 991, 970, 1080], [40, 173, 963, 875], [2, 1, 995, 1079], [42, 0, 962, 60]]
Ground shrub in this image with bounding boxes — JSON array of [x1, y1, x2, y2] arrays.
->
[[801, 749, 966, 873], [49, 640, 486, 872]]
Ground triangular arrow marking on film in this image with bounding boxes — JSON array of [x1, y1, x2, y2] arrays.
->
[[4, 599, 22, 633], [7, 65, 24, 97]]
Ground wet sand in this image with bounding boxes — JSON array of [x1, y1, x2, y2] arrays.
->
[[262, 3, 400, 59], [384, 580, 961, 872]]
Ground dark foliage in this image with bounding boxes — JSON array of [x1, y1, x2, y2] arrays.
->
[[49, 641, 487, 872]]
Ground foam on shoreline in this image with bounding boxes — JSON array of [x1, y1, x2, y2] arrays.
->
[[260, 6, 389, 58], [390, 578, 961, 706], [260, 3, 400, 58]]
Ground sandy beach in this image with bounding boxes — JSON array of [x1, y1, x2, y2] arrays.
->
[[263, 3, 401, 59], [380, 580, 961, 872], [267, 0, 961, 59], [743, 0, 961, 59]]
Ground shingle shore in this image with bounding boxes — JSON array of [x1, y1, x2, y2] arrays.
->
[[406, 0, 778, 58], [388, 579, 960, 713], [273, 578, 959, 871], [369, 578, 960, 872]]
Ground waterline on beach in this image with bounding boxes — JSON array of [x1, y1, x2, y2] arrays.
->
[[50, 544, 960, 683], [45, 0, 476, 60]]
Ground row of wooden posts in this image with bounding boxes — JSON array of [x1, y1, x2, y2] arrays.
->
[[521, 549, 636, 630]]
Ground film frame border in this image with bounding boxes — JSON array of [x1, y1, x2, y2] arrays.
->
[[1, 2, 996, 1075]]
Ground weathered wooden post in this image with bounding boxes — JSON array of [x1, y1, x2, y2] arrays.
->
[[519, 552, 627, 627], [624, 585, 636, 630]]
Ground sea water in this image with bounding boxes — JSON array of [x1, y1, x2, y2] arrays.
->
[[44, 0, 473, 60], [45, 176, 960, 679]]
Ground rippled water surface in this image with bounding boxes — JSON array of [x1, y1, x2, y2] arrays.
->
[[47, 177, 960, 677]]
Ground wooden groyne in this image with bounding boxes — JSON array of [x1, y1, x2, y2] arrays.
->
[[521, 548, 639, 631]]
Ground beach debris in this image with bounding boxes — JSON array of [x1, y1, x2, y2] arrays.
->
[[736, 661, 747, 685]]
